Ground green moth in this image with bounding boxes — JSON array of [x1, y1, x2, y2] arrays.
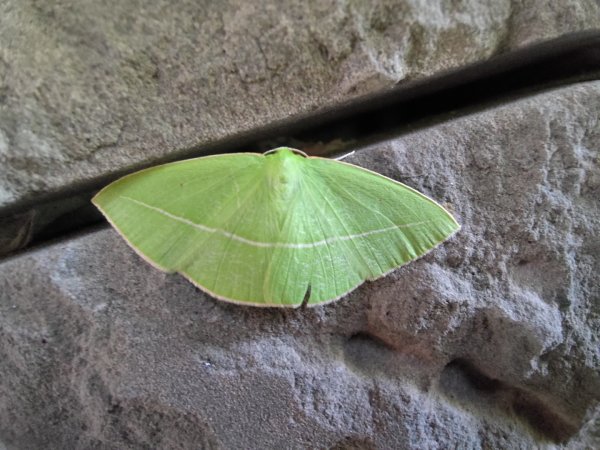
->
[[93, 147, 459, 307]]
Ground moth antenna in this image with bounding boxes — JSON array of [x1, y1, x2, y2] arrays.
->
[[335, 150, 355, 161]]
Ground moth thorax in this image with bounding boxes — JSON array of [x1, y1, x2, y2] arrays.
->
[[265, 152, 302, 201]]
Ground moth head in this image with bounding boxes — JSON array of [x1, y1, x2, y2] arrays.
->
[[264, 147, 305, 196]]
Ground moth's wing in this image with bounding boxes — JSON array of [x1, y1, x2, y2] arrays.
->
[[93, 153, 291, 306], [174, 159, 305, 307], [286, 157, 460, 306], [94, 151, 459, 308]]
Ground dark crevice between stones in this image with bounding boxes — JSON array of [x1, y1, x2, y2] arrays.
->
[[1, 31, 600, 259], [300, 284, 312, 309], [439, 358, 579, 443]]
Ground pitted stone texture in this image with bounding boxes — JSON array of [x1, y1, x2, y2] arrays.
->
[[1, 0, 599, 209], [1, 81, 599, 448]]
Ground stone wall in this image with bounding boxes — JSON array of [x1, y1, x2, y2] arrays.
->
[[1, 1, 599, 449]]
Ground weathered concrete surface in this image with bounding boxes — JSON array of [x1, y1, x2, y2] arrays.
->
[[1, 81, 598, 448], [1, 0, 599, 209]]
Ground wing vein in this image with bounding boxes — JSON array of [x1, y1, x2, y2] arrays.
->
[[121, 196, 430, 248], [302, 178, 338, 299], [305, 174, 375, 277]]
